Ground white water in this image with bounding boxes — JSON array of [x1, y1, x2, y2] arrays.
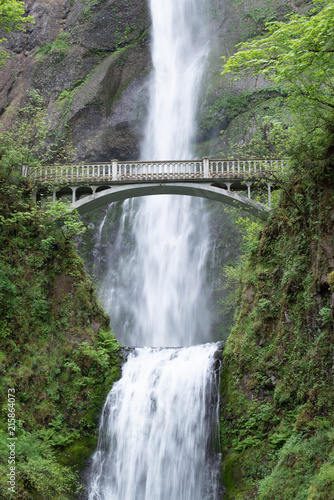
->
[[135, 0, 210, 344], [96, 0, 211, 347], [88, 345, 221, 500], [88, 0, 222, 497], [141, 0, 208, 159]]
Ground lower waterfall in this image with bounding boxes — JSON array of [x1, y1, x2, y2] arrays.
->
[[88, 344, 222, 500]]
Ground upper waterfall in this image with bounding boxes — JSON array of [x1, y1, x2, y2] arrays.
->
[[141, 0, 209, 160], [95, 0, 212, 347]]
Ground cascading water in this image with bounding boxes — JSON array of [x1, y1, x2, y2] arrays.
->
[[87, 0, 223, 497], [88, 345, 222, 500], [96, 0, 211, 348]]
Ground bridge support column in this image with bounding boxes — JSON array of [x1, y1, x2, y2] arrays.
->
[[90, 186, 97, 194], [52, 189, 57, 203], [32, 190, 37, 203], [112, 159, 118, 180], [225, 182, 231, 191], [267, 182, 272, 207], [71, 186, 78, 204], [246, 182, 252, 199], [203, 157, 209, 178]]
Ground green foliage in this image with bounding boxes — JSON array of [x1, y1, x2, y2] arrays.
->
[[222, 0, 334, 162], [0, 0, 32, 32], [0, 89, 59, 185], [98, 328, 121, 355], [217, 210, 264, 335], [43, 201, 86, 241], [258, 432, 334, 499], [0, 194, 122, 496], [221, 170, 334, 497], [0, 0, 34, 67], [18, 457, 76, 499], [0, 429, 76, 498], [0, 115, 122, 497], [308, 460, 334, 499], [319, 306, 333, 325]]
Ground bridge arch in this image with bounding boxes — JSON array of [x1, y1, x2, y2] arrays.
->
[[72, 182, 271, 219]]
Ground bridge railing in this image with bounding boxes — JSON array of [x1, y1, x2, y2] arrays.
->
[[117, 161, 204, 180], [23, 158, 287, 183], [209, 159, 285, 176]]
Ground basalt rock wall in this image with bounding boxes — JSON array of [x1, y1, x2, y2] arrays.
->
[[0, 0, 297, 161], [0, 0, 150, 161]]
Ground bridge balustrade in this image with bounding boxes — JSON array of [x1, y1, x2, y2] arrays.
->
[[208, 159, 282, 177], [23, 158, 289, 217], [24, 158, 286, 183], [117, 161, 203, 180]]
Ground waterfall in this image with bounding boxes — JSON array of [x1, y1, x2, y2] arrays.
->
[[141, 0, 208, 159], [88, 345, 222, 500], [96, 0, 211, 347], [87, 0, 223, 497]]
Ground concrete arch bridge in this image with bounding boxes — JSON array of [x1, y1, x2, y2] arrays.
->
[[24, 158, 287, 219]]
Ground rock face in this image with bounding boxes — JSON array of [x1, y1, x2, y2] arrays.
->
[[0, 0, 150, 160], [0, 0, 295, 161]]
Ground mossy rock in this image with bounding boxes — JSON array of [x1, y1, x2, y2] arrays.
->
[[59, 436, 98, 470]]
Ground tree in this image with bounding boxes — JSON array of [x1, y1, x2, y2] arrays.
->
[[222, 0, 334, 161], [0, 0, 33, 66], [0, 90, 48, 185]]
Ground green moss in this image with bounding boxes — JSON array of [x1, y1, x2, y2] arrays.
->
[[221, 168, 334, 496], [104, 29, 150, 115], [59, 436, 98, 470], [222, 452, 245, 497], [35, 32, 71, 63], [0, 176, 122, 498]]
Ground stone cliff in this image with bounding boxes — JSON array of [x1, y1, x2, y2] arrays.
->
[[1, 0, 150, 160], [0, 0, 298, 161]]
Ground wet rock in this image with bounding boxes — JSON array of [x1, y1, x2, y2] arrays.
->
[[0, 0, 287, 160], [66, 0, 149, 52]]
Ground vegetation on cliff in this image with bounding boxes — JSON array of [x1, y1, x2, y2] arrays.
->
[[0, 0, 33, 67], [222, 0, 334, 161], [221, 167, 334, 498], [220, 0, 334, 496], [0, 0, 150, 162], [0, 119, 122, 498]]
